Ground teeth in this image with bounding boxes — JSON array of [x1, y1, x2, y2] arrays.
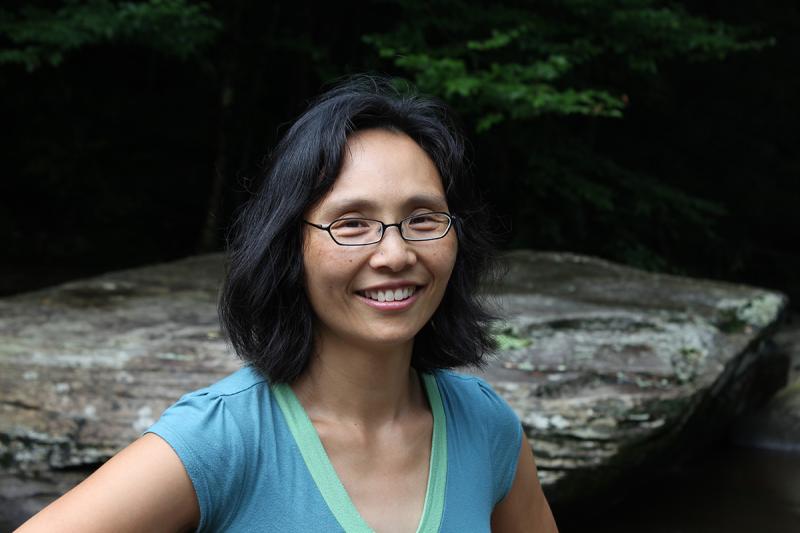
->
[[362, 287, 416, 302]]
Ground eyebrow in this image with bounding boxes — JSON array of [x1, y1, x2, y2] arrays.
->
[[320, 194, 449, 217]]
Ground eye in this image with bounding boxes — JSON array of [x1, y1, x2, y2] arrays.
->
[[407, 213, 445, 229], [404, 213, 450, 235], [330, 218, 375, 237], [339, 219, 367, 228]]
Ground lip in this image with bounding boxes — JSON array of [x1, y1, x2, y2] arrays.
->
[[356, 288, 422, 311], [355, 283, 425, 311]]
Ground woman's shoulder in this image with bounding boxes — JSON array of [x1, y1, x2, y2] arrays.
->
[[180, 365, 269, 401], [429, 369, 508, 403], [428, 369, 520, 426], [145, 366, 274, 459], [145, 366, 277, 530], [429, 369, 524, 504]]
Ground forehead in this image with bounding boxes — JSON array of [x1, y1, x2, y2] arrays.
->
[[311, 129, 448, 217]]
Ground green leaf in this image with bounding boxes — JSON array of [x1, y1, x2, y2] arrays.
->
[[0, 0, 222, 70]]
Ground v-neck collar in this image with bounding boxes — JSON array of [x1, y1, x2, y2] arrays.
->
[[272, 372, 447, 533]]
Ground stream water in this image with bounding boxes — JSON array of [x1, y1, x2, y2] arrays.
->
[[559, 444, 800, 533]]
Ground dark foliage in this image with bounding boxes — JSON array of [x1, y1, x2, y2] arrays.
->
[[1, 0, 798, 305]]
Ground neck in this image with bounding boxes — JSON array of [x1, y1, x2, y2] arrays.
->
[[291, 331, 423, 429]]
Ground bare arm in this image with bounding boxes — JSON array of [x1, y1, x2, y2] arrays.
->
[[491, 432, 558, 533], [16, 433, 199, 533]]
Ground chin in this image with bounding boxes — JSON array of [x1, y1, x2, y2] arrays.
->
[[356, 328, 421, 349]]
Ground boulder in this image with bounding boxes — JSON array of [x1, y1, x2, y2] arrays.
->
[[476, 250, 788, 504], [0, 254, 240, 528], [0, 251, 788, 527]]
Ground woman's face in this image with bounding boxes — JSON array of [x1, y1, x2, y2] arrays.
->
[[303, 128, 458, 352]]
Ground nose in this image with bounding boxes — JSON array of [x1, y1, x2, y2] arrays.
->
[[368, 226, 417, 272]]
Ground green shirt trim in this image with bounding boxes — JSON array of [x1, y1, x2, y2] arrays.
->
[[272, 373, 447, 533]]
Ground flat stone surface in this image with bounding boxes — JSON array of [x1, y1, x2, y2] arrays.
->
[[471, 250, 788, 502], [0, 254, 241, 526], [0, 251, 789, 525]]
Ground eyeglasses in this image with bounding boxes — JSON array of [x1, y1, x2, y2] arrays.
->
[[304, 212, 456, 246]]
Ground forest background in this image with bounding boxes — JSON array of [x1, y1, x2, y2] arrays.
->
[[1, 0, 798, 306]]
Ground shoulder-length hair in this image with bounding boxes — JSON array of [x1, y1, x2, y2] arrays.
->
[[219, 75, 497, 383]]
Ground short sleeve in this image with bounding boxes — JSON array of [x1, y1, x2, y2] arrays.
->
[[475, 378, 524, 504], [146, 390, 247, 531]]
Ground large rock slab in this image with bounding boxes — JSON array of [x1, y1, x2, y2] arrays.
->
[[0, 251, 788, 526], [476, 250, 788, 504], [0, 255, 240, 528]]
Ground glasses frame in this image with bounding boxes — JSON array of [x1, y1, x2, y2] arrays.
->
[[304, 211, 456, 246]]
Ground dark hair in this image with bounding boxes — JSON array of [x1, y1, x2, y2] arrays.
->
[[219, 75, 497, 383]]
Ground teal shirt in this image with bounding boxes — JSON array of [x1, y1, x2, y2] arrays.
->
[[147, 367, 523, 532]]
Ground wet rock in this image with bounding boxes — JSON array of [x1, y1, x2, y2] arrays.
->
[[0, 251, 788, 525], [733, 314, 800, 452], [734, 381, 800, 452], [775, 314, 800, 384]]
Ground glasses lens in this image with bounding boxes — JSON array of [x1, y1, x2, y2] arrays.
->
[[401, 213, 451, 240], [329, 218, 382, 245]]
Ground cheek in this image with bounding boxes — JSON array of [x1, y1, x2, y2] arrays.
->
[[439, 236, 458, 277], [424, 238, 458, 290], [304, 239, 359, 296], [303, 237, 334, 294]]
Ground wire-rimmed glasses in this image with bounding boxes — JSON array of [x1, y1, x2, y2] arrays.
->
[[304, 212, 455, 246]]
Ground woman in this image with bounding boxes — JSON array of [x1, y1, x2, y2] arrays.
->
[[18, 77, 557, 532]]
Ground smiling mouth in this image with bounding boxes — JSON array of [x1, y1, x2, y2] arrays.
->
[[357, 286, 419, 302]]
